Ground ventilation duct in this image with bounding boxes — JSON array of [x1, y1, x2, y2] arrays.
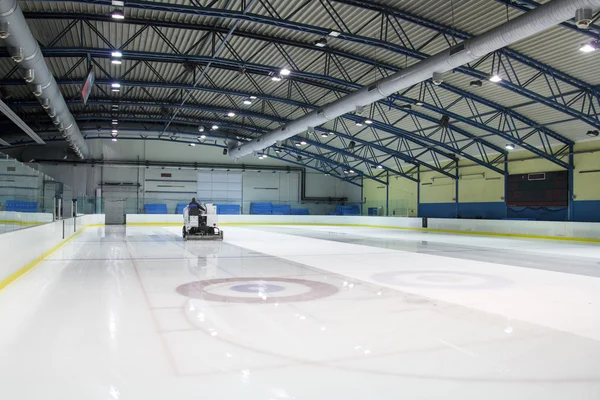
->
[[229, 0, 600, 159], [0, 0, 89, 158]]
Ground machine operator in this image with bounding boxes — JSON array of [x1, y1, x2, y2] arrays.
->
[[189, 197, 206, 213]]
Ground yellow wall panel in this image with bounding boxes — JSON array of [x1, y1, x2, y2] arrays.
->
[[574, 144, 600, 201], [389, 176, 418, 216], [362, 178, 387, 215], [458, 164, 504, 203], [420, 170, 454, 203]]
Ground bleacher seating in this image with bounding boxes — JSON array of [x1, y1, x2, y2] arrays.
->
[[272, 204, 291, 215], [334, 205, 360, 215], [291, 208, 309, 215], [250, 202, 273, 215], [216, 204, 241, 215], [144, 204, 168, 214], [5, 200, 38, 213]]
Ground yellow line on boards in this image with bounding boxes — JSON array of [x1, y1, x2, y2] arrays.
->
[[0, 223, 105, 292], [125, 221, 600, 243], [0, 220, 47, 226]]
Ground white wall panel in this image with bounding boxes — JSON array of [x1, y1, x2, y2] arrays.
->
[[197, 172, 242, 202]]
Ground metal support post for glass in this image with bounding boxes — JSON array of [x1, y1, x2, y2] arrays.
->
[[73, 199, 78, 232], [57, 198, 62, 220], [53, 197, 57, 221], [568, 144, 574, 221]]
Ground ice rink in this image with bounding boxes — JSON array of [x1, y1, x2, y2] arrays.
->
[[0, 225, 599, 400]]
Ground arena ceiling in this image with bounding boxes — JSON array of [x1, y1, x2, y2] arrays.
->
[[0, 0, 599, 186]]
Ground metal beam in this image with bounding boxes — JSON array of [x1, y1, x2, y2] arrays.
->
[[1, 48, 511, 172], [10, 95, 463, 178], [0, 99, 45, 144], [22, 12, 573, 149], [27, 1, 598, 133], [3, 105, 405, 182]]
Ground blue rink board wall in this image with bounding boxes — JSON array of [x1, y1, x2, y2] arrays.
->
[[417, 201, 600, 222]]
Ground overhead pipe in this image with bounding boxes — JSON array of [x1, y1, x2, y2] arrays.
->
[[230, 0, 600, 159], [0, 0, 89, 158]]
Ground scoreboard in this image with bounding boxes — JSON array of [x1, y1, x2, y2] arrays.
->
[[506, 171, 568, 207]]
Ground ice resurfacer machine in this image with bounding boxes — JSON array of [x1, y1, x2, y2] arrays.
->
[[182, 203, 224, 241]]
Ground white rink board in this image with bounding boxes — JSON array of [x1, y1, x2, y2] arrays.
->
[[0, 214, 105, 283], [125, 214, 600, 240]]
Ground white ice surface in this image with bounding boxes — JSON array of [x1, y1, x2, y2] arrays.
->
[[0, 225, 598, 400]]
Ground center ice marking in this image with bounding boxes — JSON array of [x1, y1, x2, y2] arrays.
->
[[176, 277, 339, 303], [371, 270, 512, 289], [231, 283, 285, 293]]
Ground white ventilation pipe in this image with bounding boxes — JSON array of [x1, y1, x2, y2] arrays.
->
[[230, 0, 600, 159], [0, 0, 89, 158]]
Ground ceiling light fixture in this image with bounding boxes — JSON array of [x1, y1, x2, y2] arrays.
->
[[349, 169, 355, 173], [586, 130, 599, 137], [355, 121, 363, 127], [243, 98, 252, 105], [111, 58, 122, 65], [470, 80, 483, 87], [365, 119, 373, 125], [111, 138, 118, 142], [211, 125, 219, 130], [377, 165, 383, 169], [300, 140, 307, 145], [112, 119, 118, 124], [489, 74, 502, 83], [321, 132, 329, 138], [227, 112, 236, 117], [189, 143, 196, 147], [329, 30, 341, 37], [505, 143, 515, 150], [271, 74, 282, 82], [295, 142, 302, 147], [111, 10, 125, 20], [280, 68, 291, 76], [579, 41, 598, 53], [111, 51, 122, 58], [314, 38, 328, 48]]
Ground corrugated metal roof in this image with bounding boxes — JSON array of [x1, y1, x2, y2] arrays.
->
[[1, 0, 598, 170]]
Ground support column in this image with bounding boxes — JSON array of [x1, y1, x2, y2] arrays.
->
[[386, 171, 389, 216], [568, 144, 574, 221], [455, 163, 459, 218], [417, 165, 421, 217], [504, 154, 509, 219]]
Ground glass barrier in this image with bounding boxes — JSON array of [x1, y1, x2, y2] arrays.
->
[[123, 196, 367, 216], [0, 152, 98, 235]]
